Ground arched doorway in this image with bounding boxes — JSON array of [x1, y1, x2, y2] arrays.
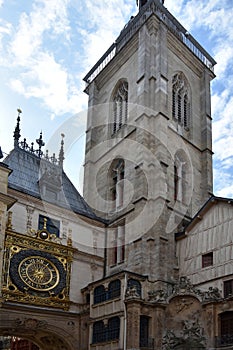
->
[[0, 322, 74, 350]]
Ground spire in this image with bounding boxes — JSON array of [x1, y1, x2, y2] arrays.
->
[[36, 131, 45, 158], [58, 133, 65, 167], [13, 108, 22, 147]]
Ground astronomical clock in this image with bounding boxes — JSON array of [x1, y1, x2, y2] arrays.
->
[[2, 223, 73, 310]]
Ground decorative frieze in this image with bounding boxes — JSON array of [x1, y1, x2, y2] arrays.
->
[[148, 277, 222, 304]]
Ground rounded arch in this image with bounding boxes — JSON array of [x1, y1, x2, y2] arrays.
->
[[127, 278, 142, 297], [107, 316, 120, 341], [167, 293, 202, 304], [0, 311, 77, 350], [108, 279, 121, 299], [0, 327, 73, 350], [93, 284, 106, 304]]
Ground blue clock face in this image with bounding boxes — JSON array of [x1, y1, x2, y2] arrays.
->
[[18, 256, 59, 291], [10, 249, 67, 296]]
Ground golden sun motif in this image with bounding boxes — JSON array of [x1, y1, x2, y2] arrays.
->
[[18, 256, 59, 291]]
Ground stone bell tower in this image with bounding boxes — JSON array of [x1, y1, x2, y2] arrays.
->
[[83, 0, 215, 285]]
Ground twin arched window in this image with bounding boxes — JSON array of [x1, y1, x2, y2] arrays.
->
[[112, 81, 128, 134], [92, 317, 120, 344], [93, 279, 121, 305], [172, 72, 190, 129]]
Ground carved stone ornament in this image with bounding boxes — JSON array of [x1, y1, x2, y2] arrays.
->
[[202, 286, 222, 302], [172, 276, 199, 296], [125, 285, 140, 299], [148, 289, 168, 303], [148, 277, 222, 304], [14, 318, 47, 329], [162, 319, 206, 350]]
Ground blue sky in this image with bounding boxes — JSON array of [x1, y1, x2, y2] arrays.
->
[[0, 0, 233, 197]]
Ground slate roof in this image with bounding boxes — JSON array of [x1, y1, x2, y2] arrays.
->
[[4, 146, 103, 222], [175, 195, 233, 240]]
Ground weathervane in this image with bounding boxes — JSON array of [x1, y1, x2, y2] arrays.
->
[[13, 108, 22, 147]]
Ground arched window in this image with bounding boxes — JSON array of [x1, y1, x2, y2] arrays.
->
[[92, 321, 106, 343], [108, 317, 120, 341], [112, 81, 128, 134], [108, 279, 121, 299], [94, 285, 106, 304], [220, 312, 233, 346], [127, 279, 142, 297], [172, 73, 190, 129]]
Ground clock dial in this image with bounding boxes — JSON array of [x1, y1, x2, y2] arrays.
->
[[19, 256, 59, 291], [9, 249, 67, 296]]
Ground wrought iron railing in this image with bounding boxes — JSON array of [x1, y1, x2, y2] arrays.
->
[[84, 0, 216, 85]]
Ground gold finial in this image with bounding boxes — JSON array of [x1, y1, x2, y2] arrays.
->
[[43, 218, 47, 230]]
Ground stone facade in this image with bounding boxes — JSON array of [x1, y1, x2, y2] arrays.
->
[[1, 1, 233, 350]]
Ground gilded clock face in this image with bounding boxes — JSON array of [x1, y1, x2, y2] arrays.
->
[[18, 256, 59, 291], [9, 249, 66, 296]]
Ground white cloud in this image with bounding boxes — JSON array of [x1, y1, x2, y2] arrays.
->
[[0, 19, 12, 59], [77, 0, 134, 70], [9, 0, 70, 63], [10, 52, 85, 115]]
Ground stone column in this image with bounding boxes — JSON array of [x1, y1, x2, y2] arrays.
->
[[126, 300, 141, 349]]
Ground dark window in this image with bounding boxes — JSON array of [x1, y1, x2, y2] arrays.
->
[[140, 316, 149, 347], [128, 279, 142, 297], [220, 312, 233, 346], [224, 280, 233, 298], [108, 317, 120, 341], [92, 321, 105, 344], [202, 252, 213, 268], [108, 279, 121, 299], [94, 285, 106, 304], [184, 94, 188, 127], [172, 89, 176, 118], [38, 215, 60, 237], [86, 293, 90, 304], [178, 93, 182, 122]]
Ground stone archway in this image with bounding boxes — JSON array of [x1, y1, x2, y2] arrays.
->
[[0, 310, 78, 350], [0, 327, 72, 350]]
